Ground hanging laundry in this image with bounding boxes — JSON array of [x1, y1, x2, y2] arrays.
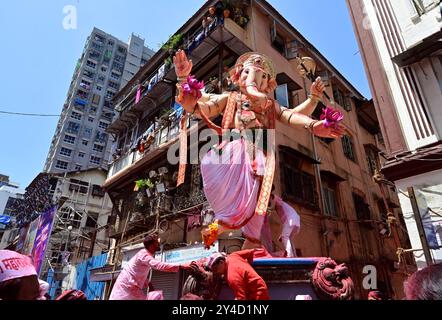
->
[[135, 84, 142, 104]]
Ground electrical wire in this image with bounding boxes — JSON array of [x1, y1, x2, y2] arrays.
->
[[0, 110, 60, 117]]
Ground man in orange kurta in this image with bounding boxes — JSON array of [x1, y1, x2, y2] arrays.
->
[[210, 250, 269, 300]]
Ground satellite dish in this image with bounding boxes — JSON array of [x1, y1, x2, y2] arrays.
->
[[158, 167, 168, 175], [149, 170, 158, 179]]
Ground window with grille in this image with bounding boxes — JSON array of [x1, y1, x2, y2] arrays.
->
[[64, 135, 76, 144], [280, 147, 318, 210], [85, 212, 99, 228], [114, 55, 125, 63], [353, 193, 371, 220], [333, 86, 344, 107], [343, 96, 352, 111], [332, 86, 352, 111], [71, 111, 82, 120], [411, 0, 438, 15], [270, 20, 286, 56], [112, 61, 124, 73], [377, 198, 388, 222], [95, 132, 107, 143], [83, 127, 93, 138], [98, 121, 109, 129], [93, 144, 104, 152], [55, 160, 69, 170], [86, 60, 97, 69], [59, 147, 72, 157], [90, 156, 101, 165], [83, 70, 95, 79], [104, 100, 113, 109], [92, 185, 105, 197], [342, 135, 356, 162], [117, 46, 126, 54], [69, 179, 88, 194], [365, 146, 380, 176], [111, 72, 120, 80], [106, 90, 115, 100], [323, 185, 339, 217], [108, 81, 119, 90], [67, 121, 80, 135]]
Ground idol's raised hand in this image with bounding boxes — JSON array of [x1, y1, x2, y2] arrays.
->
[[312, 121, 346, 139], [173, 50, 193, 79], [310, 77, 325, 98]]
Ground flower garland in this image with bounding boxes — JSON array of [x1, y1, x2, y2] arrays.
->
[[181, 75, 205, 99], [202, 221, 219, 249]]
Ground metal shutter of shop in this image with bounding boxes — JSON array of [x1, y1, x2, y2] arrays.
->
[[150, 270, 180, 300]]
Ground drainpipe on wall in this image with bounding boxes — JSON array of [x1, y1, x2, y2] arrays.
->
[[407, 187, 434, 267], [250, 0, 257, 51], [302, 77, 329, 257]]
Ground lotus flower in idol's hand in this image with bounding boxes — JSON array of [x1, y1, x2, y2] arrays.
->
[[320, 106, 344, 129]]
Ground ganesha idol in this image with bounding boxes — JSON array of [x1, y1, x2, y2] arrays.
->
[[174, 50, 345, 252]]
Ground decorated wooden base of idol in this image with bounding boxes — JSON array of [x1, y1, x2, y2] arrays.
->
[[174, 50, 352, 300]]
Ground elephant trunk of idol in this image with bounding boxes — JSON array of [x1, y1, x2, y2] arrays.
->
[[245, 68, 268, 103]]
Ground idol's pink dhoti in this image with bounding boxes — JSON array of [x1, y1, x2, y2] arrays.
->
[[201, 139, 266, 242]]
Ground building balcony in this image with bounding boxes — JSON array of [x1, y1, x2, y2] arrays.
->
[[109, 189, 207, 239], [108, 151, 135, 178], [107, 119, 181, 180], [108, 16, 251, 138]]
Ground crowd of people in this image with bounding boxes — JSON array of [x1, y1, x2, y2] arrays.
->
[[1, 236, 441, 300]]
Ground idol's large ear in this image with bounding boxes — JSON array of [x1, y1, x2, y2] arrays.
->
[[265, 78, 278, 94], [229, 65, 243, 84]]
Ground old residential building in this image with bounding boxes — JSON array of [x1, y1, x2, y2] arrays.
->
[[102, 0, 412, 299], [347, 0, 442, 268], [0, 176, 25, 249]]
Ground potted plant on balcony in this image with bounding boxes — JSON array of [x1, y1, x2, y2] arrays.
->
[[222, 0, 231, 18], [134, 178, 154, 210], [165, 56, 173, 68], [232, 6, 249, 28], [161, 33, 184, 56]]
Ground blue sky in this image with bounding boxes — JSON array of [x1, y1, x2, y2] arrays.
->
[[0, 0, 370, 188]]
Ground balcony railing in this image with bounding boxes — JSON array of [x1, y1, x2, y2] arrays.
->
[[108, 119, 181, 179], [108, 151, 135, 178], [109, 189, 207, 238], [114, 16, 224, 114]]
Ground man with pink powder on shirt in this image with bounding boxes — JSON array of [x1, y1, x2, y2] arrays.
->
[[109, 233, 190, 300]]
